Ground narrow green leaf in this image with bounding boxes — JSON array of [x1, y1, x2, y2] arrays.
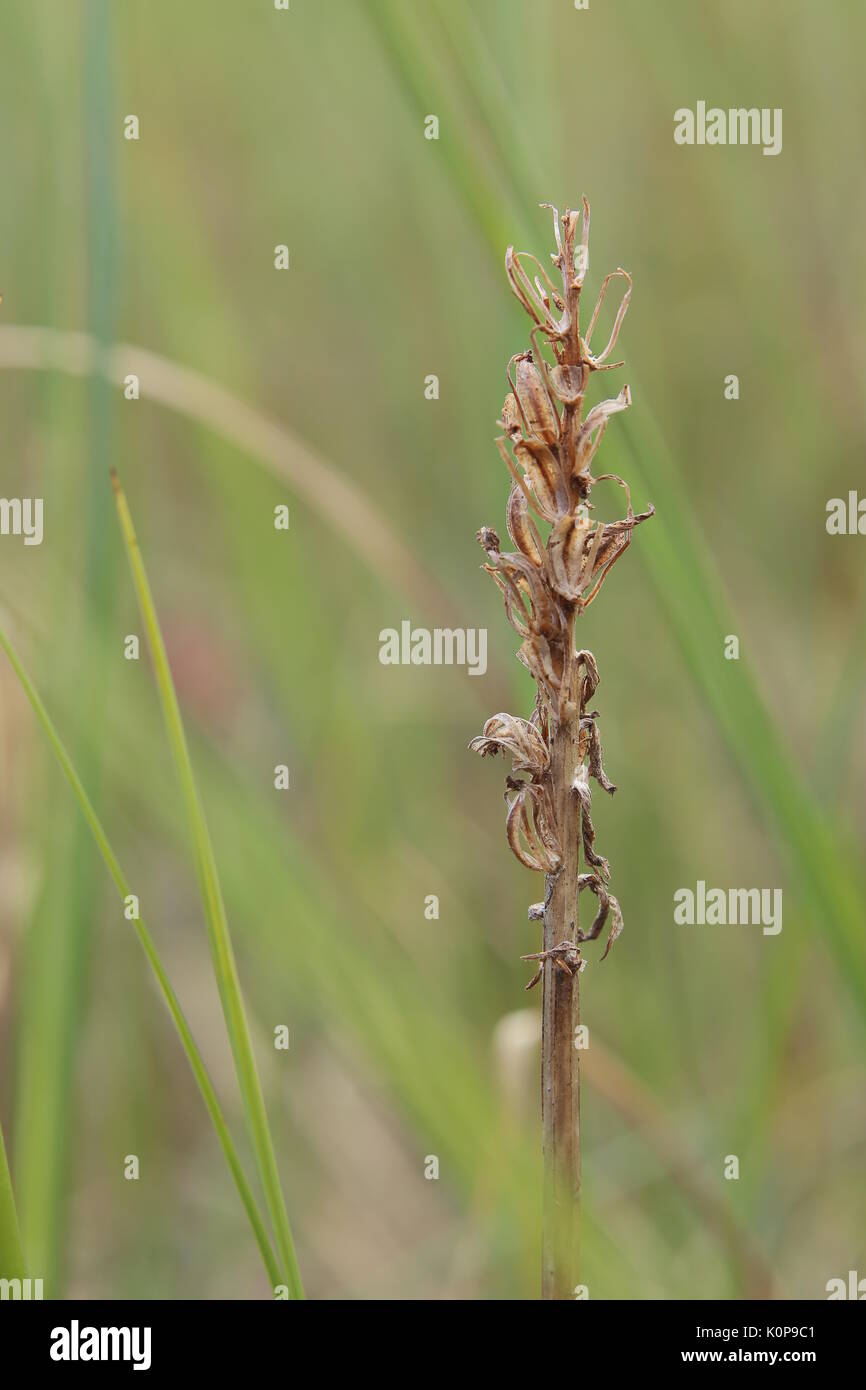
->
[[612, 415, 866, 1014], [0, 619, 283, 1293], [111, 468, 304, 1300], [0, 1117, 27, 1282]]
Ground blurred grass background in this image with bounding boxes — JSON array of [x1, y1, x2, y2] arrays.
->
[[0, 0, 865, 1299]]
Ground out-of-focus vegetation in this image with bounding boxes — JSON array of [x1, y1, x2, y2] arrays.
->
[[0, 0, 864, 1299]]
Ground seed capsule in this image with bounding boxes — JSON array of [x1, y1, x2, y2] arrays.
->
[[506, 484, 544, 565], [549, 363, 586, 406], [548, 507, 592, 598], [514, 354, 559, 445], [513, 441, 560, 520]]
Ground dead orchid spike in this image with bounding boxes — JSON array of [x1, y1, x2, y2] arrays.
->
[[469, 199, 653, 991]]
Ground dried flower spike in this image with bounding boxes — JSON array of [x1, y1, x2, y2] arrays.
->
[[469, 200, 653, 1300]]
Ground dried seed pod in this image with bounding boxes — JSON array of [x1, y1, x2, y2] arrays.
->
[[513, 440, 564, 521], [506, 485, 544, 566], [549, 363, 586, 406], [547, 507, 592, 599], [513, 353, 560, 445]]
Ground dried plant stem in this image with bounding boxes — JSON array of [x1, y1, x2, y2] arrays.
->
[[542, 652, 582, 1298], [470, 200, 652, 1300]]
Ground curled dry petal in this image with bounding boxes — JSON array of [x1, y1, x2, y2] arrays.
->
[[581, 804, 610, 881], [580, 384, 632, 439], [506, 241, 568, 338], [576, 875, 624, 960], [577, 505, 656, 608], [468, 713, 550, 777], [482, 543, 560, 637], [518, 634, 561, 704], [500, 392, 522, 437], [574, 385, 632, 478], [515, 558, 560, 636], [506, 792, 545, 871], [595, 505, 655, 538], [529, 784, 562, 867], [484, 564, 531, 638], [599, 896, 624, 960], [572, 765, 609, 878], [579, 543, 630, 610], [578, 876, 610, 943], [505, 786, 561, 874], [575, 649, 600, 704], [571, 761, 592, 810], [583, 269, 632, 367], [585, 717, 616, 794], [577, 721, 591, 764]]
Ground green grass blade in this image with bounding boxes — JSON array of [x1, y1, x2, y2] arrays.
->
[[0, 620, 283, 1293], [0, 1117, 27, 1281], [610, 415, 866, 1014], [8, 0, 122, 1297], [365, 0, 521, 254], [111, 469, 304, 1300]]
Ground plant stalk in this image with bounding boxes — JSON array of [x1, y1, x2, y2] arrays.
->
[[542, 627, 582, 1300], [471, 201, 649, 1300]]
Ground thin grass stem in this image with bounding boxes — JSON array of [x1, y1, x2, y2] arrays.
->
[[0, 1117, 27, 1281], [0, 620, 284, 1292], [111, 468, 304, 1300]]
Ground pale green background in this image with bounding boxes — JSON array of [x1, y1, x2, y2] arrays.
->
[[0, 0, 864, 1299]]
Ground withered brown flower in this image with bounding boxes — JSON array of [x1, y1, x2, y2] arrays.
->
[[470, 199, 653, 985]]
